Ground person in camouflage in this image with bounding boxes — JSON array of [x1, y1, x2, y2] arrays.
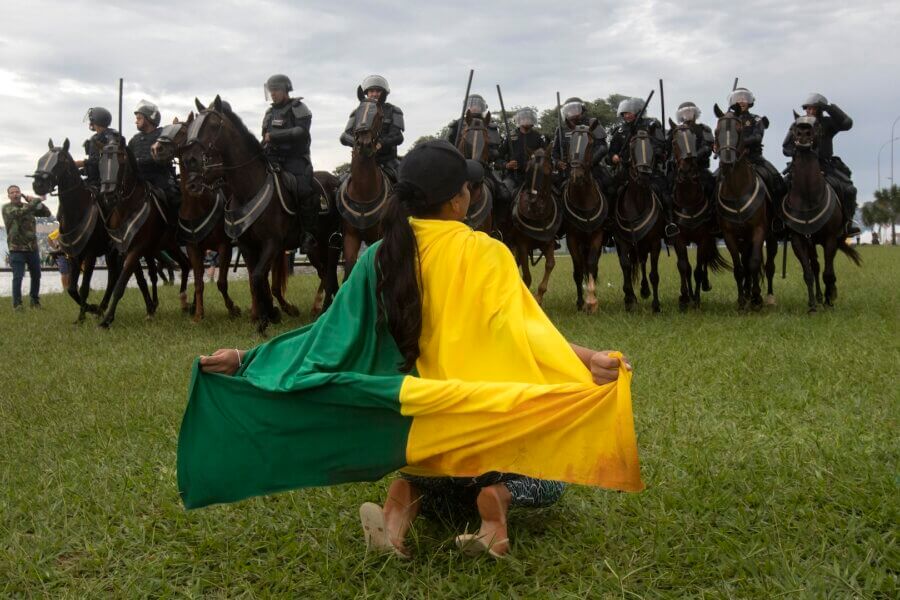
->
[[2, 185, 51, 309]]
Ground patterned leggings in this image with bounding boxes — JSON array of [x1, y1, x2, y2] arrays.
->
[[400, 471, 565, 517]]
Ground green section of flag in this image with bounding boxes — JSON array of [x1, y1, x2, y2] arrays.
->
[[177, 244, 411, 509]]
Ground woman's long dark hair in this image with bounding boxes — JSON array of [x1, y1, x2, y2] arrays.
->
[[375, 181, 442, 372]]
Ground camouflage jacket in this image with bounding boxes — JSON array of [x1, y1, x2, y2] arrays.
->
[[2, 199, 51, 252]]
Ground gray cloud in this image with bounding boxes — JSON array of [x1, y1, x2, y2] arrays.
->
[[2, 0, 897, 215]]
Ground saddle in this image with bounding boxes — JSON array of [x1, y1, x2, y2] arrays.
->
[[178, 190, 225, 244], [562, 178, 607, 233], [716, 175, 767, 225], [512, 186, 563, 242], [464, 182, 493, 230], [615, 190, 661, 244]]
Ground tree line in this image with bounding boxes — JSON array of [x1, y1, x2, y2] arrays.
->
[[861, 185, 900, 245]]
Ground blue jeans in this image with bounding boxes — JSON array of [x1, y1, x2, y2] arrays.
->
[[9, 250, 42, 307]]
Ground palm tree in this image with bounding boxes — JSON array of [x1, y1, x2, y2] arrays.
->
[[872, 185, 900, 245]]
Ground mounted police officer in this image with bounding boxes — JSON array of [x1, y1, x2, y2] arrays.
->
[[551, 97, 610, 189], [127, 100, 180, 210], [667, 101, 716, 200], [499, 107, 548, 191], [339, 75, 404, 181], [75, 107, 123, 192], [722, 88, 787, 210], [782, 93, 859, 236], [261, 73, 317, 253], [608, 97, 678, 237], [444, 93, 508, 211]]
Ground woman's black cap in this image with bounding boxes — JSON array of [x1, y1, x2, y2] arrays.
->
[[398, 140, 483, 206]]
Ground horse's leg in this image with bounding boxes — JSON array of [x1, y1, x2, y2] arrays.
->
[[187, 243, 205, 321], [675, 239, 692, 311], [722, 230, 745, 310], [98, 252, 119, 314], [535, 243, 556, 306], [764, 234, 778, 305], [810, 250, 823, 305], [790, 235, 816, 313], [616, 242, 637, 311], [67, 257, 84, 308], [217, 243, 241, 318], [342, 227, 362, 283], [242, 248, 260, 322], [133, 260, 156, 317], [649, 239, 661, 313], [271, 251, 300, 317], [568, 234, 585, 311], [822, 238, 838, 307], [99, 250, 142, 328], [639, 252, 651, 299], [518, 242, 533, 289], [585, 231, 603, 315], [144, 257, 160, 311], [253, 242, 279, 333], [323, 243, 341, 312]]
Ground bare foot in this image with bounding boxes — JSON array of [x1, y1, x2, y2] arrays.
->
[[474, 484, 512, 556], [382, 479, 421, 555]]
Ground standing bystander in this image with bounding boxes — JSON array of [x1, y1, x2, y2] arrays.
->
[[47, 228, 71, 290], [2, 185, 51, 309]]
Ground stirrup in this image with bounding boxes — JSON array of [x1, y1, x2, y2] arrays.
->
[[665, 222, 680, 237], [844, 222, 860, 237]]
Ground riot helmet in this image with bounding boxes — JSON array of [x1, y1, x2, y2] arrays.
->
[[265, 74, 293, 101], [727, 87, 755, 108], [465, 94, 488, 117], [562, 97, 586, 121], [801, 93, 828, 109], [83, 106, 113, 128], [514, 107, 537, 128], [617, 97, 644, 117], [676, 101, 701, 123], [134, 99, 161, 128], [359, 74, 390, 101]]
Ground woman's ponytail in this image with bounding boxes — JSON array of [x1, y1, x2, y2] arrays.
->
[[375, 181, 428, 372]]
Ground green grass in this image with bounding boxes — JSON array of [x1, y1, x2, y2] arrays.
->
[[1, 246, 897, 598]]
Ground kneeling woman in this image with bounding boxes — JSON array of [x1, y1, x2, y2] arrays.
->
[[180, 141, 644, 559]]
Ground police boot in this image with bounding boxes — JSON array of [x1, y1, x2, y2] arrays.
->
[[843, 188, 860, 236], [299, 193, 319, 255]]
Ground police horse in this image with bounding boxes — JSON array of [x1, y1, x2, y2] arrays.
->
[[338, 97, 392, 279], [713, 104, 778, 310], [561, 120, 609, 313], [508, 147, 561, 305], [668, 121, 730, 310], [613, 129, 666, 312], [151, 116, 241, 322], [182, 96, 339, 333], [32, 139, 123, 322], [95, 136, 191, 328], [782, 113, 860, 312], [455, 111, 495, 234]]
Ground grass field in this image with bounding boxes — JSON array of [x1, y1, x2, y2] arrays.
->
[[1, 245, 897, 598]]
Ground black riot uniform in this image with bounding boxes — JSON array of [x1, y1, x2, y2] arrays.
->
[[782, 98, 857, 230], [128, 128, 180, 208], [551, 116, 610, 187], [607, 115, 677, 234], [83, 128, 123, 191], [262, 96, 317, 241], [666, 121, 716, 199], [340, 103, 404, 180], [735, 110, 787, 203], [499, 128, 548, 191]]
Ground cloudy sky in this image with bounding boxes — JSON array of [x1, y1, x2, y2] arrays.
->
[[2, 0, 898, 215]]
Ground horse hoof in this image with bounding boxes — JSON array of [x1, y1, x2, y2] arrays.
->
[[85, 304, 99, 314], [192, 314, 203, 324], [585, 302, 598, 315], [679, 302, 688, 313], [270, 308, 282, 324], [98, 320, 111, 329], [702, 282, 712, 292], [640, 287, 651, 300], [807, 306, 817, 314], [652, 303, 661, 313], [282, 305, 300, 318], [228, 307, 242, 318], [765, 294, 777, 306], [624, 302, 636, 313]]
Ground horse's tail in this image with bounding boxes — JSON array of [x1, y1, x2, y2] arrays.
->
[[704, 243, 732, 273], [838, 238, 862, 267]]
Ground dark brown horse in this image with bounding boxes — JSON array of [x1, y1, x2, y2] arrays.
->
[[613, 130, 665, 312], [338, 98, 390, 279], [32, 139, 122, 322], [509, 147, 560, 305], [713, 104, 778, 310], [668, 122, 730, 310], [782, 114, 861, 311], [562, 120, 608, 313], [152, 115, 240, 322], [456, 111, 494, 234], [95, 137, 190, 328]]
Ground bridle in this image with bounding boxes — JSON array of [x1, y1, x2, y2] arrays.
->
[[715, 113, 746, 164], [183, 110, 262, 190], [33, 149, 84, 197], [99, 143, 139, 202], [353, 100, 383, 158], [672, 127, 701, 183]]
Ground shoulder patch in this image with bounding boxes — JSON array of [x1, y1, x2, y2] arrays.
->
[[291, 101, 311, 120]]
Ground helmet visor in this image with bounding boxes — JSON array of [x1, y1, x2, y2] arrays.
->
[[562, 101, 583, 120], [514, 109, 536, 127], [676, 105, 700, 123], [728, 90, 754, 106], [466, 96, 488, 115]]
